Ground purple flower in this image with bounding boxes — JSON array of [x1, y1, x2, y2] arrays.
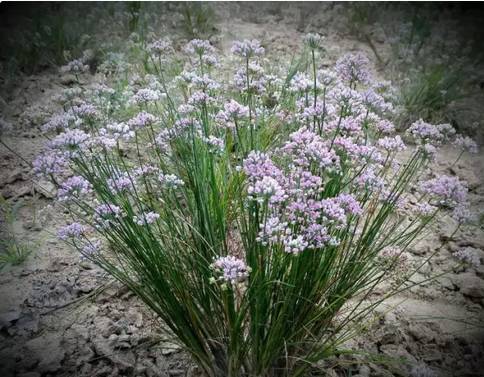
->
[[188, 91, 215, 106], [211, 255, 250, 284], [127, 111, 158, 130], [320, 198, 347, 227], [407, 119, 440, 142], [377, 136, 406, 153], [148, 38, 173, 56], [303, 223, 332, 249], [413, 202, 437, 217], [286, 199, 321, 225], [71, 102, 98, 120], [201, 53, 219, 67], [91, 83, 115, 97], [337, 194, 363, 216], [107, 172, 134, 193], [231, 39, 265, 58], [133, 211, 160, 225], [361, 88, 393, 113], [158, 173, 184, 188], [300, 101, 325, 119], [420, 175, 467, 206], [204, 135, 225, 152], [451, 203, 474, 223], [60, 59, 89, 74], [328, 83, 363, 106], [339, 117, 363, 135], [318, 69, 337, 86], [92, 135, 117, 150], [49, 129, 91, 158], [376, 119, 395, 134], [407, 120, 455, 146], [233, 62, 267, 94], [287, 169, 322, 196], [95, 203, 122, 216], [248, 176, 287, 204], [289, 72, 312, 92], [184, 39, 215, 56], [282, 128, 340, 171], [102, 122, 135, 142], [33, 151, 68, 176], [454, 248, 481, 268], [58, 176, 92, 201], [357, 145, 384, 164], [335, 52, 371, 84], [178, 71, 221, 90], [333, 137, 361, 159], [155, 129, 174, 151], [81, 240, 101, 259], [58, 223, 86, 240], [303, 33, 323, 50], [215, 100, 250, 129], [436, 123, 456, 140], [356, 167, 385, 190], [420, 143, 437, 160], [256, 216, 287, 245], [283, 235, 308, 254], [242, 151, 283, 182], [41, 112, 76, 132], [222, 100, 249, 119], [131, 88, 163, 105], [94, 203, 123, 228], [453, 135, 478, 154], [134, 165, 160, 178]]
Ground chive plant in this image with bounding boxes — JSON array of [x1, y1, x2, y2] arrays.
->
[[33, 35, 477, 377]]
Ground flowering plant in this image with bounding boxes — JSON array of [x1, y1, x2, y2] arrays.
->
[[34, 35, 477, 376]]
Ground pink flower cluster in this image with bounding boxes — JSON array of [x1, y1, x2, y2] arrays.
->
[[377, 136, 406, 153], [406, 120, 459, 158], [148, 38, 173, 56], [42, 35, 477, 272], [131, 88, 163, 105], [158, 173, 184, 189], [420, 175, 468, 206], [57, 223, 86, 240], [454, 248, 481, 268], [61, 58, 89, 74], [49, 129, 91, 158], [211, 256, 250, 284], [335, 52, 372, 84], [33, 152, 68, 176], [231, 39, 265, 58], [453, 135, 479, 154], [58, 176, 92, 201], [94, 203, 123, 228], [127, 111, 158, 130], [107, 172, 134, 193], [184, 39, 218, 66], [133, 211, 160, 226], [242, 147, 362, 253]]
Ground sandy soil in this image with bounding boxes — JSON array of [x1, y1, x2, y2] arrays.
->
[[0, 3, 483, 377]]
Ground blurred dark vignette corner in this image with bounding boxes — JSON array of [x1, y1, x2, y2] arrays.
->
[[0, 2, 484, 377]]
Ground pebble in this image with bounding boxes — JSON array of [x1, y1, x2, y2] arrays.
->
[[359, 365, 371, 377], [0, 309, 22, 329], [24, 332, 65, 373], [59, 74, 77, 86], [452, 273, 484, 298]]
